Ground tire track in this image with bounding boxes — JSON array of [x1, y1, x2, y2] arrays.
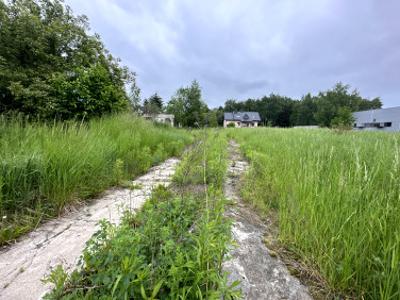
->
[[0, 158, 180, 300]]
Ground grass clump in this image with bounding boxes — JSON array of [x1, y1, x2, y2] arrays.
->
[[0, 114, 192, 244], [174, 129, 228, 190], [232, 128, 400, 299], [44, 130, 239, 299]]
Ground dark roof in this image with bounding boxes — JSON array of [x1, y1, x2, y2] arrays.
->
[[224, 112, 261, 122]]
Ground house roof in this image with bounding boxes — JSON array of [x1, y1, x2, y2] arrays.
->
[[224, 112, 261, 122]]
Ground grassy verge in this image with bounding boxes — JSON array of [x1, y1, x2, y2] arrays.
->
[[0, 114, 192, 245], [231, 128, 400, 299], [44, 129, 240, 299]]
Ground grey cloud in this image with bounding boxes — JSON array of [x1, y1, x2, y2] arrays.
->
[[66, 0, 400, 107]]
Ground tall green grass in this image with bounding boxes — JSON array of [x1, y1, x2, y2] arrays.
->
[[45, 130, 240, 299], [232, 128, 400, 299], [0, 114, 192, 244]]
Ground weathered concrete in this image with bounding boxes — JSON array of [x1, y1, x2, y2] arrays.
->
[[223, 141, 312, 300], [0, 158, 180, 300]]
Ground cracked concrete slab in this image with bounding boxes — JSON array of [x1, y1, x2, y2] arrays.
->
[[223, 141, 312, 300], [0, 158, 180, 300]]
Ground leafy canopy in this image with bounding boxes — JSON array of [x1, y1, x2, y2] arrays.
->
[[0, 0, 138, 120], [166, 80, 209, 127]]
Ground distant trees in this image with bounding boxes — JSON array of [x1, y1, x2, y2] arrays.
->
[[314, 83, 381, 127], [223, 83, 382, 128], [290, 94, 317, 126], [0, 0, 137, 120]]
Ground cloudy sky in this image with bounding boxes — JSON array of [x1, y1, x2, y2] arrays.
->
[[65, 0, 399, 108]]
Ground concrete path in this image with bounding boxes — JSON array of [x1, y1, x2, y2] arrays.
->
[[0, 158, 180, 300], [223, 141, 312, 300]]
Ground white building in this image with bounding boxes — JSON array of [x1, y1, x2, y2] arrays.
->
[[143, 114, 174, 127], [224, 112, 261, 128], [353, 106, 400, 132]]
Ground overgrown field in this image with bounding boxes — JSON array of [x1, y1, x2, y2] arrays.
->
[[0, 114, 192, 244], [45, 130, 240, 299], [232, 128, 400, 299]]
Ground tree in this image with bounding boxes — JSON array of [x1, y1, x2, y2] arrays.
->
[[142, 93, 163, 115], [149, 93, 163, 112], [166, 80, 208, 127], [0, 0, 134, 120], [203, 110, 218, 127], [331, 107, 355, 129], [215, 106, 225, 126], [128, 81, 141, 112], [290, 93, 317, 125]]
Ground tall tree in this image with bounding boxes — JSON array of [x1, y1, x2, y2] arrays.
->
[[148, 93, 163, 112], [166, 80, 208, 127], [291, 93, 317, 125], [142, 93, 163, 115], [0, 0, 135, 120], [128, 83, 141, 113]]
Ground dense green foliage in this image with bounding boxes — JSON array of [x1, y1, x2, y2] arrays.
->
[[224, 83, 381, 127], [45, 131, 240, 299], [143, 93, 164, 115], [330, 107, 355, 129], [232, 128, 400, 299], [166, 81, 209, 127], [0, 0, 137, 120], [0, 114, 191, 244]]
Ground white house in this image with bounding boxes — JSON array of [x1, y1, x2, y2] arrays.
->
[[353, 106, 400, 132], [143, 114, 174, 127], [224, 112, 261, 128]]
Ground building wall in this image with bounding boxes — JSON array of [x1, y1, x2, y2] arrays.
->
[[293, 126, 319, 129], [240, 122, 258, 128], [353, 107, 400, 132], [223, 120, 258, 128], [143, 114, 174, 127], [223, 120, 240, 128]]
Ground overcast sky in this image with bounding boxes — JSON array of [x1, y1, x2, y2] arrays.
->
[[65, 0, 399, 108]]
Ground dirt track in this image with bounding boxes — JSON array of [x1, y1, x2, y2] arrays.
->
[[223, 141, 312, 300], [0, 158, 180, 300]]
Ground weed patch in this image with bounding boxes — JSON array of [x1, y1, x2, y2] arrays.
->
[[44, 130, 240, 299]]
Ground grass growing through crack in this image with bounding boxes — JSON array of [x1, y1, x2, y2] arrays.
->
[[174, 130, 228, 190], [44, 130, 240, 299], [231, 128, 400, 299], [0, 114, 192, 245]]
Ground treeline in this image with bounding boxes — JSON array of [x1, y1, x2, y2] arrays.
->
[[141, 82, 382, 128], [223, 83, 382, 127], [0, 1, 382, 128], [0, 0, 138, 120]]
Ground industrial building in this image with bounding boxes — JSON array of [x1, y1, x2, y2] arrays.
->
[[353, 106, 400, 132]]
